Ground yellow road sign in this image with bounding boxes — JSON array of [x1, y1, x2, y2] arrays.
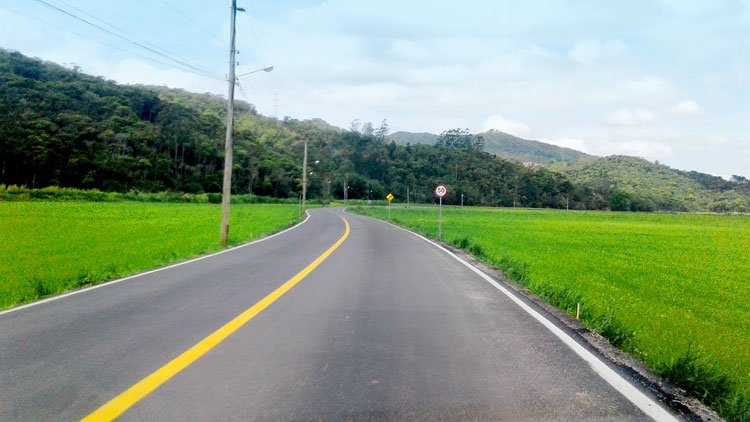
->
[[386, 193, 394, 202]]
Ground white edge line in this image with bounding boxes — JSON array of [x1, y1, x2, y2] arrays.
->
[[0, 211, 312, 317], [364, 214, 678, 422]]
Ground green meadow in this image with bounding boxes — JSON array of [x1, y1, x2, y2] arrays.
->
[[0, 202, 300, 310], [357, 206, 749, 420]]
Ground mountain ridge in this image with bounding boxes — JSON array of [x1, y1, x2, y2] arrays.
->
[[389, 129, 594, 165]]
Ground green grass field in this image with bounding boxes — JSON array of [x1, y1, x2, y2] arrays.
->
[[0, 202, 301, 310], [357, 206, 749, 420]]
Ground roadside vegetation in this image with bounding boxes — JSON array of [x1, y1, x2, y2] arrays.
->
[[355, 206, 750, 421], [0, 184, 322, 205], [0, 202, 300, 310]]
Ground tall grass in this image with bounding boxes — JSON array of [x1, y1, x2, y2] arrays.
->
[[0, 202, 300, 310], [355, 205, 750, 421], [0, 184, 322, 205]]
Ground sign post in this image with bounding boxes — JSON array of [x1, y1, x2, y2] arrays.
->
[[434, 184, 448, 240], [386, 193, 394, 220]]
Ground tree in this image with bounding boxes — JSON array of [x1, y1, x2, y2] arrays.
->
[[349, 119, 361, 133], [435, 128, 484, 151], [375, 119, 389, 140]]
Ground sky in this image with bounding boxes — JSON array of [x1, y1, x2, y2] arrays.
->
[[1, 0, 748, 178]]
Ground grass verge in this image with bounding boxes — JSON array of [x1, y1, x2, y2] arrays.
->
[[353, 205, 750, 421], [1, 202, 301, 310]]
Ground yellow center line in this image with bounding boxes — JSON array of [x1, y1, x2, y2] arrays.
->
[[82, 216, 351, 422]]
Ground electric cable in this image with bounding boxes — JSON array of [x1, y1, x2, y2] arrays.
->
[[32, 0, 223, 80]]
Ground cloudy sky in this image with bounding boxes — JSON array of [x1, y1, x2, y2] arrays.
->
[[1, 0, 748, 177]]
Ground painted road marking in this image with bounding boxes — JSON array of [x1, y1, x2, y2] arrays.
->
[[81, 216, 350, 422], [0, 212, 312, 317], [367, 214, 677, 422]]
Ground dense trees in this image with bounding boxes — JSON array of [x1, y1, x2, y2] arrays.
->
[[284, 119, 592, 208], [435, 128, 485, 151], [553, 156, 750, 212], [2, 49, 747, 212]]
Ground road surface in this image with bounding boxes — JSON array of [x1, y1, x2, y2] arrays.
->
[[0, 208, 676, 421]]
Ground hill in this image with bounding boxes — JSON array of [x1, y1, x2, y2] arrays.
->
[[0, 49, 594, 209], [389, 129, 593, 164], [1, 49, 747, 212], [481, 130, 594, 164], [551, 156, 749, 212]]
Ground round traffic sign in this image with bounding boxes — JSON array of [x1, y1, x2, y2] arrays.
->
[[435, 184, 448, 198]]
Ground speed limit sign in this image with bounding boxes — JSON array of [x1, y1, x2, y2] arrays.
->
[[435, 184, 448, 198]]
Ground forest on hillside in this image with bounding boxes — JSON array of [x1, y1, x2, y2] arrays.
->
[[1, 49, 748, 212]]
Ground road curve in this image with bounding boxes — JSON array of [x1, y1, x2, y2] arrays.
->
[[0, 208, 675, 421]]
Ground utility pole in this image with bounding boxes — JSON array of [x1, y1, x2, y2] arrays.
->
[[301, 137, 308, 211], [220, 0, 239, 245]]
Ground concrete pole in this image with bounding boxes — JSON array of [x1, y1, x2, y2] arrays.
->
[[220, 0, 238, 245], [438, 196, 443, 240], [302, 137, 308, 211]]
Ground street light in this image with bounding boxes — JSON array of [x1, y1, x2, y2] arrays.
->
[[237, 66, 274, 77]]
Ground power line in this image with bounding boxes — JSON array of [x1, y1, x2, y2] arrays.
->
[[158, 0, 227, 47], [32, 0, 223, 80], [239, 10, 280, 90], [242, 5, 284, 89], [234, 9, 280, 115], [0, 4, 213, 79], [54, 0, 218, 76], [239, 4, 292, 118]]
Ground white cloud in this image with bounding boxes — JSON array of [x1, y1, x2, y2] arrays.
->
[[389, 40, 431, 61], [481, 115, 532, 137], [540, 137, 589, 153], [669, 99, 702, 116], [569, 41, 601, 65], [613, 141, 673, 158], [622, 76, 668, 95], [587, 140, 673, 160], [569, 39, 628, 64], [603, 108, 659, 126]]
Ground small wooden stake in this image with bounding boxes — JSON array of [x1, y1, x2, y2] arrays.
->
[[576, 303, 581, 320]]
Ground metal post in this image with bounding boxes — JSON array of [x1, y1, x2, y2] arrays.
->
[[388, 200, 391, 220], [302, 137, 308, 212], [220, 0, 238, 245], [438, 196, 443, 240]]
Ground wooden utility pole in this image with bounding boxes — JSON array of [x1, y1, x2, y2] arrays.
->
[[220, 0, 239, 245]]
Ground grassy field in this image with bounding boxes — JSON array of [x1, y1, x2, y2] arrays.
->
[[357, 206, 749, 420], [0, 202, 301, 310]]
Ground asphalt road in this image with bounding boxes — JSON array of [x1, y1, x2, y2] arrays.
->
[[0, 208, 676, 421]]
